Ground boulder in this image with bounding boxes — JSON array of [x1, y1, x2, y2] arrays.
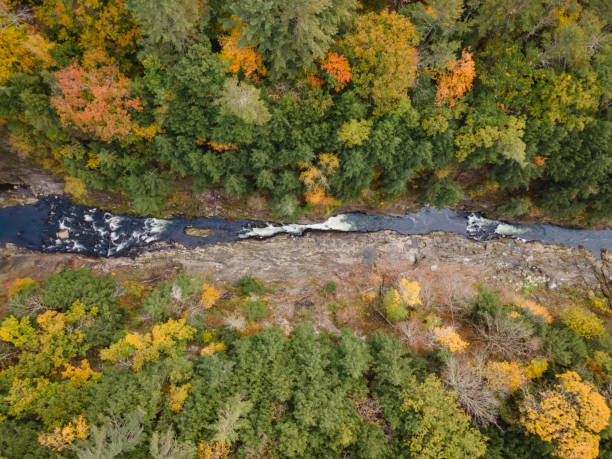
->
[[56, 229, 69, 240]]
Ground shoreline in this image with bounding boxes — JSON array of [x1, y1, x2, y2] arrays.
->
[[1, 151, 610, 231]]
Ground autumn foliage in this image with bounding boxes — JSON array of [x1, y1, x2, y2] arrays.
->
[[198, 440, 230, 459], [100, 318, 196, 371], [298, 153, 340, 207], [432, 326, 468, 353], [38, 415, 89, 451], [435, 50, 476, 107], [4, 277, 39, 297], [484, 360, 530, 393], [219, 24, 266, 80], [0, 300, 101, 427], [34, 0, 139, 57], [0, 22, 55, 83], [201, 283, 221, 309], [51, 58, 143, 142], [382, 279, 422, 322], [168, 383, 192, 413], [561, 307, 606, 339], [320, 52, 351, 92], [341, 10, 420, 113], [512, 296, 553, 323], [520, 371, 610, 459]]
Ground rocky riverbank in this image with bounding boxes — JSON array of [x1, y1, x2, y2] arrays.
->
[[2, 231, 610, 333]]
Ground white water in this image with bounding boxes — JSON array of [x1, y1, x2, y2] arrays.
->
[[466, 215, 528, 238], [239, 214, 356, 238], [1, 196, 610, 257]]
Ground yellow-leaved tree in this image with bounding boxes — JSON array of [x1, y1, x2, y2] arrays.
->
[[38, 415, 89, 451], [0, 2, 55, 83], [298, 153, 340, 208], [561, 307, 606, 339], [0, 300, 101, 428], [382, 279, 423, 323], [100, 318, 196, 372], [340, 9, 420, 114], [520, 371, 610, 459]]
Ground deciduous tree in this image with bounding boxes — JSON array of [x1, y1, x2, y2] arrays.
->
[[341, 10, 420, 113], [520, 371, 610, 459], [51, 59, 144, 142]]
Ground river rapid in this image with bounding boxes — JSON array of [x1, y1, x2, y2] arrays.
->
[[0, 195, 611, 258]]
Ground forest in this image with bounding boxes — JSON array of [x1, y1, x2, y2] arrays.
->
[[1, 0, 612, 458], [0, 0, 610, 220], [0, 268, 610, 458]]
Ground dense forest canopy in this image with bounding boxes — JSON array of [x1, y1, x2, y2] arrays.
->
[[0, 269, 610, 458], [0, 0, 610, 219]]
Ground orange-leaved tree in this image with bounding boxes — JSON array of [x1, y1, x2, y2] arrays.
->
[[51, 54, 143, 142], [435, 49, 475, 107], [320, 52, 351, 92], [219, 21, 266, 81]]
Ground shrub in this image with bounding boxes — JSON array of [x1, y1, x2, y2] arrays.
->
[[432, 326, 468, 353], [243, 301, 267, 322], [382, 280, 423, 322], [543, 324, 588, 368], [397, 375, 487, 457], [43, 268, 115, 311], [4, 278, 39, 298], [201, 283, 221, 310], [471, 286, 505, 324], [513, 298, 553, 323], [496, 197, 531, 216], [484, 424, 554, 459], [100, 318, 196, 372], [419, 179, 464, 208], [235, 277, 266, 296], [562, 307, 606, 339], [0, 419, 55, 459], [483, 361, 530, 393], [142, 282, 172, 320], [382, 288, 409, 322], [443, 357, 500, 427], [173, 274, 200, 299], [38, 415, 89, 452], [475, 311, 538, 360]]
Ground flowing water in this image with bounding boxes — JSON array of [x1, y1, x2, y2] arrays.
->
[[0, 195, 611, 258]]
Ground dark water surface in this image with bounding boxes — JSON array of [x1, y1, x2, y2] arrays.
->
[[0, 195, 610, 258]]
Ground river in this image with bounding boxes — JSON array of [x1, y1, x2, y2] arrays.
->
[[0, 195, 611, 258]]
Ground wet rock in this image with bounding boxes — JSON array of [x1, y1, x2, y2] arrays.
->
[[56, 229, 69, 240], [184, 227, 212, 237], [0, 152, 64, 208]]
